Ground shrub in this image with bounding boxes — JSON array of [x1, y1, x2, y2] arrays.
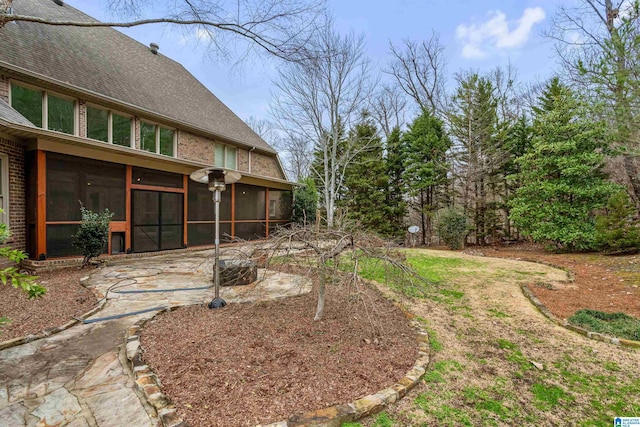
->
[[568, 309, 640, 341], [292, 177, 317, 224], [595, 191, 640, 254], [74, 206, 114, 267], [436, 209, 467, 250], [0, 209, 46, 331]]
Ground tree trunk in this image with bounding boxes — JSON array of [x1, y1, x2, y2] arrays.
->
[[314, 266, 326, 321]]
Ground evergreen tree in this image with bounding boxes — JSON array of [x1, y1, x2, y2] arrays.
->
[[448, 73, 499, 245], [384, 126, 408, 238], [292, 177, 318, 225], [403, 109, 451, 244], [509, 81, 619, 251], [341, 116, 394, 235]]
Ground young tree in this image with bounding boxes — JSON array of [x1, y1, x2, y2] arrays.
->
[[403, 109, 451, 245], [271, 20, 372, 228], [509, 80, 619, 251]]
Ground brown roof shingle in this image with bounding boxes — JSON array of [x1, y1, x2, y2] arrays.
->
[[0, 0, 275, 153]]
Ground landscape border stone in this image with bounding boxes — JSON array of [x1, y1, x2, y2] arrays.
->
[[125, 302, 431, 427], [521, 284, 640, 349]]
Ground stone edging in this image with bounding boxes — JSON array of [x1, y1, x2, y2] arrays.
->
[[521, 284, 640, 349], [0, 298, 107, 351], [125, 308, 431, 427]]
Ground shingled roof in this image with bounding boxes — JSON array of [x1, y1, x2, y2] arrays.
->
[[0, 0, 275, 153]]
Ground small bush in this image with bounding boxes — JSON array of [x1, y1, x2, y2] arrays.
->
[[595, 191, 640, 254], [436, 209, 467, 250], [568, 309, 640, 341], [292, 177, 317, 224], [74, 206, 114, 267]]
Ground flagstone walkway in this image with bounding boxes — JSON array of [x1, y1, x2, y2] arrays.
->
[[0, 249, 312, 427]]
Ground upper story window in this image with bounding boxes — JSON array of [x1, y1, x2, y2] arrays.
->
[[140, 121, 175, 157], [214, 143, 237, 169], [10, 82, 76, 135], [86, 105, 132, 147]]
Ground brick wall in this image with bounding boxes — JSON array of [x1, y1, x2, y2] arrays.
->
[[0, 137, 27, 255], [0, 75, 8, 103], [251, 152, 285, 179], [238, 148, 249, 172], [177, 130, 214, 164]]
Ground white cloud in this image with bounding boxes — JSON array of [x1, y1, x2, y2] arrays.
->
[[456, 7, 546, 59]]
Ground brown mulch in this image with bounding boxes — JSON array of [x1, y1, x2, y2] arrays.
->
[[0, 267, 98, 341], [140, 271, 418, 427], [484, 244, 640, 320]]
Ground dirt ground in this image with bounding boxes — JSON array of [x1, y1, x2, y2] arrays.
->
[[140, 268, 418, 427], [0, 267, 97, 340]]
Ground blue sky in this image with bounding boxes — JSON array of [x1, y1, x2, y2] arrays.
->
[[64, 0, 565, 122]]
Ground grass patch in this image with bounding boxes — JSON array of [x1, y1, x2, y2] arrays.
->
[[568, 309, 640, 341], [341, 412, 395, 427], [531, 383, 569, 410], [488, 308, 511, 318]]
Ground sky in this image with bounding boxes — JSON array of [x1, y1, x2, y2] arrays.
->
[[64, 0, 567, 123]]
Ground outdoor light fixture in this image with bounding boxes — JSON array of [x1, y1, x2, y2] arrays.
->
[[190, 167, 241, 309]]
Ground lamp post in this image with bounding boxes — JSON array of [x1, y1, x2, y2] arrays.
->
[[190, 167, 241, 309]]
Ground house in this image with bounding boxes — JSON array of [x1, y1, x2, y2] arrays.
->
[[0, 0, 293, 261]]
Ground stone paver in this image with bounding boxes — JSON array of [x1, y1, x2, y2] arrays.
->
[[0, 247, 312, 427]]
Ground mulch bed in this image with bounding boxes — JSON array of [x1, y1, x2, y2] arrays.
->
[[486, 245, 640, 320], [140, 271, 418, 427], [0, 267, 98, 341]]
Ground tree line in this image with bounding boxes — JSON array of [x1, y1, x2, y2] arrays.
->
[[262, 1, 640, 252]]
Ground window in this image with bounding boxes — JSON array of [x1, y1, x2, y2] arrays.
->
[[10, 82, 76, 135], [86, 106, 133, 147], [0, 154, 8, 224], [214, 143, 237, 169], [140, 121, 175, 157], [47, 94, 74, 134], [10, 84, 42, 127]]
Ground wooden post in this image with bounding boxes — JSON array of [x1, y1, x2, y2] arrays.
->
[[265, 187, 270, 237], [183, 174, 188, 247], [231, 182, 235, 238], [36, 150, 46, 260], [125, 165, 132, 253]]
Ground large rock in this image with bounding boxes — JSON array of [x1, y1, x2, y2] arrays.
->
[[219, 260, 258, 286]]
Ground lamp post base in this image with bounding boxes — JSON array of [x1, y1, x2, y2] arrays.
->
[[208, 297, 227, 309]]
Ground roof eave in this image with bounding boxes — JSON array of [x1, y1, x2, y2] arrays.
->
[[0, 120, 294, 188]]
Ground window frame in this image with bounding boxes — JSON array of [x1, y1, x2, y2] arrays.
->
[[139, 120, 176, 157], [9, 80, 78, 136], [85, 104, 134, 148], [214, 143, 238, 169], [0, 154, 8, 225]]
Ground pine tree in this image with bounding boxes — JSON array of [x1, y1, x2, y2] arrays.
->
[[509, 80, 619, 251], [385, 126, 408, 238], [403, 109, 451, 244], [341, 116, 394, 235]]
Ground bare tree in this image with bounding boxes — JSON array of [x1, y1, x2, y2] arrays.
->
[[370, 83, 408, 138], [266, 225, 434, 321], [546, 0, 640, 209], [0, 0, 326, 62], [384, 32, 447, 115], [271, 19, 373, 228]]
